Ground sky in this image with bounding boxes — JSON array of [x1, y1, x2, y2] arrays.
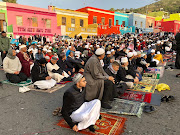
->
[[0, 0, 154, 10], [2, 0, 156, 10]]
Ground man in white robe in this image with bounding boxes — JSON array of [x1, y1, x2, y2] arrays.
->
[[61, 73, 101, 132], [47, 56, 70, 82]]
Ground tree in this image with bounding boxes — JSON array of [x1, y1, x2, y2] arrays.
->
[[2, 0, 17, 3], [109, 8, 115, 11]]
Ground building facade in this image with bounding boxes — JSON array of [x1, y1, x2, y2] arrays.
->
[[6, 3, 60, 41], [50, 6, 97, 39], [77, 7, 120, 36]]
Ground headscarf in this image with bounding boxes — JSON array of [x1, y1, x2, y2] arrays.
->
[[108, 64, 117, 75], [7, 48, 16, 59]]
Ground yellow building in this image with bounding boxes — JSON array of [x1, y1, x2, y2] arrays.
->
[[50, 6, 97, 39], [163, 13, 180, 22]]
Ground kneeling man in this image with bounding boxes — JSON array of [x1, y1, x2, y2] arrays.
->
[[31, 58, 56, 89], [61, 73, 101, 132]]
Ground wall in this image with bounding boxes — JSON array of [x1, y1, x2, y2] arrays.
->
[[146, 16, 155, 28], [129, 13, 146, 29], [6, 2, 60, 41], [114, 12, 129, 27], [164, 13, 180, 22], [161, 21, 180, 34]]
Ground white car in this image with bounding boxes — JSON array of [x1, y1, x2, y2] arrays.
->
[[59, 35, 74, 42]]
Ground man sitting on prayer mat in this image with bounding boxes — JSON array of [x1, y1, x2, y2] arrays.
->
[[31, 58, 56, 89], [3, 48, 27, 83], [117, 57, 139, 88], [84, 48, 115, 108], [17, 45, 34, 78], [47, 56, 72, 82], [61, 73, 101, 133]]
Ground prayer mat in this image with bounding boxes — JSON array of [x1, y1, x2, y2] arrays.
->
[[140, 78, 159, 85], [142, 73, 157, 79], [57, 81, 72, 84], [28, 84, 65, 93], [102, 99, 145, 118], [129, 83, 157, 93], [56, 113, 126, 135], [119, 91, 161, 106], [2, 79, 32, 87]]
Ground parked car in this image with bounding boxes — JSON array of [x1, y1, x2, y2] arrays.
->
[[10, 39, 38, 46], [59, 35, 74, 42]]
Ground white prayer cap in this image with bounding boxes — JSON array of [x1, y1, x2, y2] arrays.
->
[[16, 50, 20, 53], [43, 48, 47, 52], [49, 46, 52, 49], [85, 45, 89, 49], [106, 51, 111, 55], [133, 51, 137, 56], [73, 73, 84, 84], [90, 45, 93, 47], [47, 50, 51, 53], [95, 48, 105, 55], [19, 43, 21, 45], [19, 45, 26, 49], [121, 57, 128, 63], [96, 45, 100, 48], [157, 40, 161, 44], [151, 44, 155, 46], [137, 51, 141, 55], [68, 46, 71, 49], [165, 47, 171, 51], [151, 49, 155, 53], [141, 53, 146, 57], [157, 51, 160, 54], [140, 50, 143, 53], [148, 45, 151, 48], [45, 56, 50, 59], [28, 49, 32, 52], [127, 52, 134, 58], [111, 49, 115, 52]]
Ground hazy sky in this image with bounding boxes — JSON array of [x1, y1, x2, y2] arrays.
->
[[11, 0, 156, 10]]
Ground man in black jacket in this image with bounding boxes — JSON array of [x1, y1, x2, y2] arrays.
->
[[61, 73, 101, 133], [175, 29, 180, 69], [117, 57, 139, 88], [31, 58, 56, 89]]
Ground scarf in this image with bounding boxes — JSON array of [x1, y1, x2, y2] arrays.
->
[[108, 64, 117, 75], [22, 51, 30, 62], [7, 48, 16, 59]]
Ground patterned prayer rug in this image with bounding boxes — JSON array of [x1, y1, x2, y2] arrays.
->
[[57, 113, 126, 135], [130, 83, 157, 93], [119, 91, 152, 103], [119, 91, 161, 106], [2, 79, 32, 87], [28, 84, 66, 93], [102, 99, 145, 118]]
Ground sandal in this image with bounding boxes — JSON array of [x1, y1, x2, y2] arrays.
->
[[166, 96, 175, 102], [161, 96, 167, 102], [143, 105, 155, 113], [53, 107, 62, 116]]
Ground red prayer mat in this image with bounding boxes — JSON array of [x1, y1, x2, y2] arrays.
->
[[119, 91, 152, 103], [57, 81, 72, 84], [57, 113, 126, 135]]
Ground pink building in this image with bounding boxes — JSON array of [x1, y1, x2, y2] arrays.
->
[[6, 2, 60, 42]]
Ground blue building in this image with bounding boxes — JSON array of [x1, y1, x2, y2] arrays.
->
[[128, 13, 146, 33]]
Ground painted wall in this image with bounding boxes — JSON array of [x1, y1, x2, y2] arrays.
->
[[164, 13, 180, 22], [129, 13, 146, 29], [114, 12, 129, 27], [161, 21, 180, 34], [146, 16, 155, 28], [6, 2, 60, 41]]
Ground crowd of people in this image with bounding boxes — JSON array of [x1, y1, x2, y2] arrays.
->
[[0, 29, 180, 133]]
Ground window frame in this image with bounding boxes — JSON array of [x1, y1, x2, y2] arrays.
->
[[32, 17, 38, 27], [80, 19, 84, 27], [93, 16, 97, 24], [62, 17, 66, 26], [16, 16, 23, 26]]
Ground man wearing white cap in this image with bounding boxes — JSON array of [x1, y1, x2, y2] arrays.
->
[[45, 50, 54, 62], [47, 56, 71, 83], [61, 73, 101, 133], [84, 48, 115, 109], [17, 45, 33, 77], [103, 51, 112, 68], [147, 49, 157, 67], [117, 57, 139, 88]]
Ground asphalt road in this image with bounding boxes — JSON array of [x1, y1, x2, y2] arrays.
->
[[0, 60, 180, 135]]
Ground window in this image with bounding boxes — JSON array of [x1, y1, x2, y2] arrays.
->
[[109, 19, 112, 27], [16, 16, 23, 26], [62, 17, 66, 25], [32, 17, 38, 27], [46, 19, 51, 28], [141, 22, 143, 27], [135, 21, 137, 26], [80, 19, 84, 27], [101, 18, 105, 25], [71, 18, 75, 27], [116, 20, 119, 25], [122, 21, 125, 27], [93, 16, 97, 24]]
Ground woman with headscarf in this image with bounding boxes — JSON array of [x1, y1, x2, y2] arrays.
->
[[3, 48, 27, 83]]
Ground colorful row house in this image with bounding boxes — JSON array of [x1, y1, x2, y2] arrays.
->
[[6, 2, 60, 41], [76, 7, 120, 36], [49, 6, 97, 39]]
